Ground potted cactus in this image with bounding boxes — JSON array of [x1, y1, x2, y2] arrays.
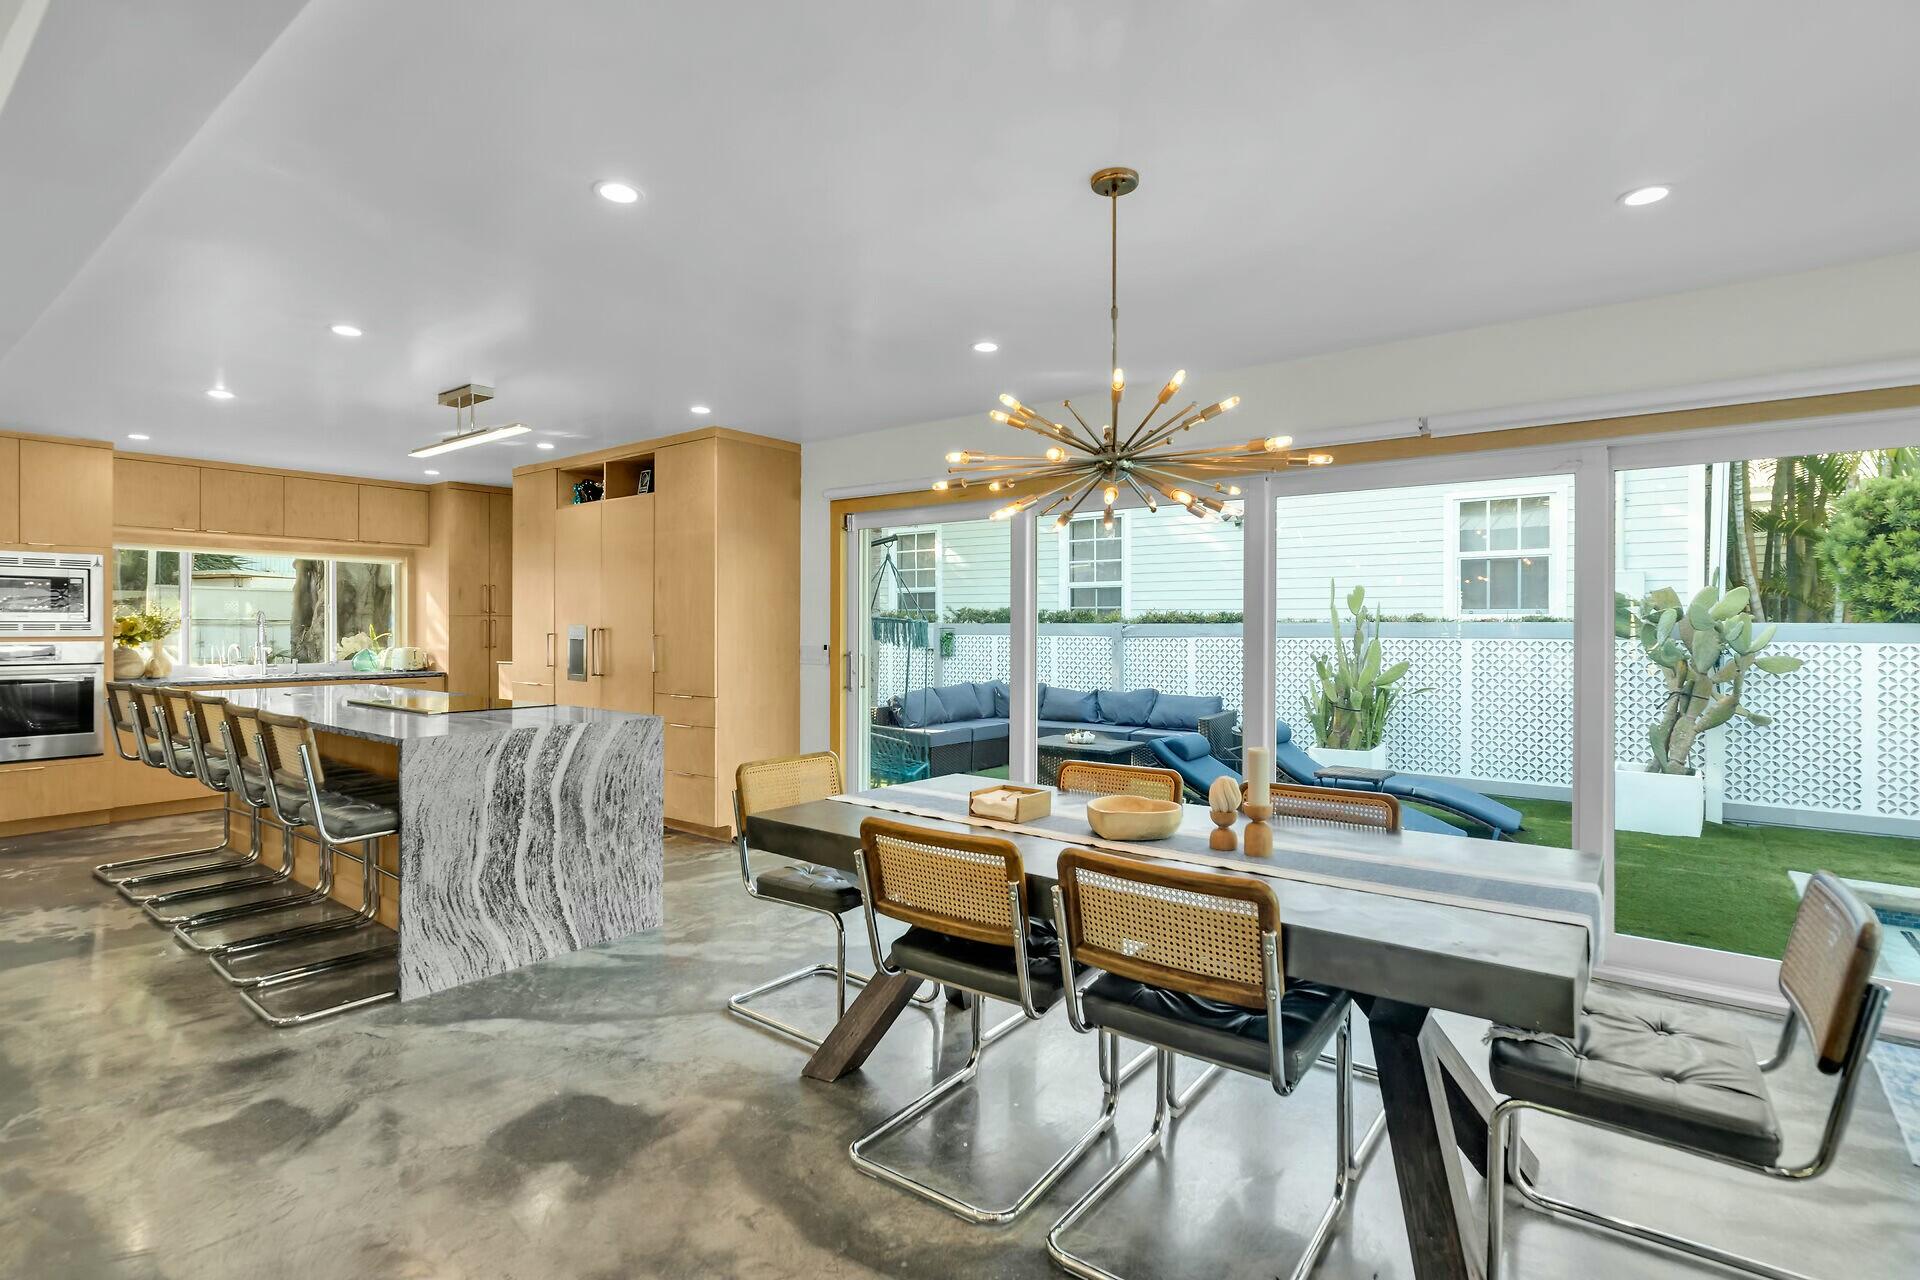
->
[[1305, 583, 1417, 770], [1615, 584, 1802, 836]]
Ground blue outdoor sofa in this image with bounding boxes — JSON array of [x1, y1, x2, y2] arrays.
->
[[870, 680, 1237, 780], [1146, 720, 1525, 840]]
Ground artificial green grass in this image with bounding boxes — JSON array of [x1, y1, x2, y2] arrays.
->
[[1503, 797, 1920, 958], [940, 766, 1920, 958]]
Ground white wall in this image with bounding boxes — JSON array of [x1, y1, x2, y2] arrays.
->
[[803, 248, 1920, 751]]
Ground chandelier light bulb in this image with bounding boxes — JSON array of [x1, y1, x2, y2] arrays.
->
[[930, 479, 949, 491], [988, 409, 1012, 424], [1221, 396, 1240, 412], [1111, 367, 1125, 392], [1170, 489, 1193, 505], [1309, 452, 1334, 466], [1228, 485, 1242, 496], [1055, 514, 1071, 529], [1102, 512, 1115, 532], [1263, 434, 1293, 453], [1102, 485, 1118, 506], [988, 480, 1004, 492], [1045, 447, 1066, 462], [946, 450, 969, 464], [999, 393, 1021, 411]]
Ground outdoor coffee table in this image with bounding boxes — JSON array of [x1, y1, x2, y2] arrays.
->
[[1036, 733, 1149, 786], [1314, 764, 1395, 790]]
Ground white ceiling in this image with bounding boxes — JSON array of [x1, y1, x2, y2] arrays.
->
[[4, 1, 1920, 484]]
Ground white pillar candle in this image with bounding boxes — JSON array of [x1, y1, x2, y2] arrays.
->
[[1245, 746, 1272, 806]]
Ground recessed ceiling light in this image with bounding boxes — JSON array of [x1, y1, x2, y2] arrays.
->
[[127, 433, 150, 441], [972, 340, 999, 353], [689, 404, 711, 415], [424, 469, 440, 476], [330, 323, 363, 337], [1619, 185, 1670, 207], [595, 180, 640, 204], [206, 386, 234, 400], [536, 441, 555, 450]]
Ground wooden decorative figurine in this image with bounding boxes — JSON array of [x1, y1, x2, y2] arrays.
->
[[1207, 776, 1242, 851]]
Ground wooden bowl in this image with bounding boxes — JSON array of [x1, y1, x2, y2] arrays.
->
[[1085, 794, 1183, 841]]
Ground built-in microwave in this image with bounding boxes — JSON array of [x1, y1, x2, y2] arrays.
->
[[0, 552, 104, 635]]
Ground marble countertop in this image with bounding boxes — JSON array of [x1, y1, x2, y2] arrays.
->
[[216, 681, 656, 745], [123, 669, 447, 688]]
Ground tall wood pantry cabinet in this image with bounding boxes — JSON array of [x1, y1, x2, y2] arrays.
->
[[509, 428, 800, 836], [414, 483, 513, 708]]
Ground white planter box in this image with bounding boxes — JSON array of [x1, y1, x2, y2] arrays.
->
[[1308, 744, 1389, 771], [1615, 766, 1704, 838]]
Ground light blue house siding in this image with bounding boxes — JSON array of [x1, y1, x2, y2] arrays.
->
[[866, 466, 1702, 619]]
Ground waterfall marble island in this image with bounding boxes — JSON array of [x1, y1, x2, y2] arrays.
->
[[215, 683, 665, 1000]]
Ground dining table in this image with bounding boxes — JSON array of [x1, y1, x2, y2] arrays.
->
[[744, 773, 1603, 1280]]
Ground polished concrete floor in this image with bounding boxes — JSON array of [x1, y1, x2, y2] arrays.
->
[[3, 812, 1918, 1280]]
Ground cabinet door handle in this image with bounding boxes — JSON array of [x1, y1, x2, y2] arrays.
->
[[653, 633, 663, 675], [8, 765, 47, 772], [546, 631, 555, 666]]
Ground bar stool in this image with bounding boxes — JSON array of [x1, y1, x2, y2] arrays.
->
[[108, 686, 282, 904], [1056, 760, 1185, 803], [1484, 871, 1890, 1280], [150, 689, 331, 934], [205, 704, 400, 1025], [847, 816, 1123, 1225], [1045, 847, 1385, 1280]]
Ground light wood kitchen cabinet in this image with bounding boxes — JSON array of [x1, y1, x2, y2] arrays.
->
[[489, 491, 513, 619], [443, 614, 493, 702], [509, 428, 797, 834], [0, 436, 17, 544], [283, 476, 360, 541], [413, 483, 513, 706], [113, 457, 201, 532], [17, 440, 113, 548], [358, 484, 429, 545], [652, 438, 717, 698], [199, 468, 285, 537], [0, 756, 112, 824], [597, 495, 654, 713], [553, 501, 601, 707], [511, 472, 557, 691]]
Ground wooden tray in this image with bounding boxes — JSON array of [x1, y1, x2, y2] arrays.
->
[[969, 784, 1052, 823]]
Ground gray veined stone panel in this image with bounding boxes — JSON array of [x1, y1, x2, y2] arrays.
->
[[397, 715, 664, 999]]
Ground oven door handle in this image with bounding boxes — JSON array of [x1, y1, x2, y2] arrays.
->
[[0, 674, 94, 683]]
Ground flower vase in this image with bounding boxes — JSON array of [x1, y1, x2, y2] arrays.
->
[[143, 645, 174, 679], [112, 645, 147, 679]]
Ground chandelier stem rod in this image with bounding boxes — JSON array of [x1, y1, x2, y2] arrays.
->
[[1059, 400, 1107, 453], [1124, 400, 1200, 454]]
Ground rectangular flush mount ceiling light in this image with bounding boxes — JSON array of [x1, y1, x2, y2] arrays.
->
[[410, 382, 531, 457], [408, 422, 531, 458]]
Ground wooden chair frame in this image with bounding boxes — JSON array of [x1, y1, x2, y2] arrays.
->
[[1056, 760, 1186, 805]]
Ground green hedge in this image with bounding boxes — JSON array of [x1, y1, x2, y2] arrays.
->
[[1818, 473, 1920, 621]]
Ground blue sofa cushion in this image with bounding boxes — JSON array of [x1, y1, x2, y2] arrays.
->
[[1095, 687, 1158, 727], [975, 680, 1010, 719], [1125, 726, 1185, 743], [1040, 685, 1100, 724], [943, 717, 1008, 745], [1275, 720, 1295, 744], [893, 688, 944, 728], [1147, 693, 1225, 730], [1381, 775, 1524, 835], [934, 682, 984, 722], [1147, 735, 1233, 795], [1038, 719, 1114, 737], [919, 724, 975, 751]]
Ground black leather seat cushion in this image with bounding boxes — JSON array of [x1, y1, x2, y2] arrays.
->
[[1082, 976, 1350, 1083], [755, 864, 861, 913], [1490, 987, 1782, 1165], [271, 764, 400, 838], [888, 919, 1064, 1010]]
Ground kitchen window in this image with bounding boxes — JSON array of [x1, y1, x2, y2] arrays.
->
[[1455, 494, 1552, 615], [115, 545, 406, 663], [1067, 515, 1123, 611]]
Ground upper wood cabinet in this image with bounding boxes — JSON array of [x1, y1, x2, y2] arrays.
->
[[199, 469, 285, 537], [358, 485, 429, 545], [652, 438, 718, 697], [0, 437, 17, 545], [283, 477, 360, 541], [17, 440, 112, 548], [113, 458, 201, 531]]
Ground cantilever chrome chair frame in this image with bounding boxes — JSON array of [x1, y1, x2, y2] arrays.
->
[[846, 824, 1150, 1227], [1042, 869, 1387, 1280], [1485, 982, 1891, 1280], [95, 685, 263, 896]]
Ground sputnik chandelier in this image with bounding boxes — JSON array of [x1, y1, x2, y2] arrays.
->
[[935, 166, 1330, 527]]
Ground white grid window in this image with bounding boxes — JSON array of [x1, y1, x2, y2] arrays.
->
[[891, 530, 938, 618], [1068, 517, 1123, 611], [1457, 495, 1551, 614]]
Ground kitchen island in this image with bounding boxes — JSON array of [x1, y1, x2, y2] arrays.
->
[[216, 683, 664, 1000]]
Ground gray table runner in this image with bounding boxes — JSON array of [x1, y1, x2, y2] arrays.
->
[[831, 777, 1601, 942]]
